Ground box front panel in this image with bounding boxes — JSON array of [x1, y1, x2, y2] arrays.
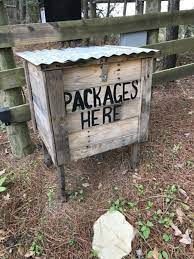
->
[[63, 58, 144, 160]]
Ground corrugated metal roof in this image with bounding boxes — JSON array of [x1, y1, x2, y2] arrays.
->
[[16, 45, 158, 66]]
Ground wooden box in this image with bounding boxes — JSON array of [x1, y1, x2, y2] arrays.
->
[[17, 46, 157, 167]]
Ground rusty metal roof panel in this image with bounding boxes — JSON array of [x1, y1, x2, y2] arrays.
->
[[16, 45, 158, 66]]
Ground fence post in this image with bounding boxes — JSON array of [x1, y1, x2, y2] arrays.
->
[[0, 0, 34, 157], [146, 0, 161, 44]]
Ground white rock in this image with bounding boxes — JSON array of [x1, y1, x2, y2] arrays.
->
[[92, 211, 136, 259]]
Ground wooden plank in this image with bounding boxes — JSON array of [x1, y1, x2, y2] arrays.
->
[[69, 117, 138, 151], [153, 62, 194, 84], [45, 70, 70, 165], [66, 99, 140, 133], [71, 132, 138, 160], [1, 10, 194, 47], [0, 67, 25, 90], [139, 58, 153, 142], [24, 62, 36, 131], [8, 103, 31, 123], [65, 81, 141, 113], [63, 59, 142, 91], [145, 36, 194, 56], [29, 65, 56, 164]]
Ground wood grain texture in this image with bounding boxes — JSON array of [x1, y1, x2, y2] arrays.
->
[[66, 99, 140, 133], [71, 132, 138, 160], [46, 70, 70, 165], [139, 58, 153, 142], [28, 65, 56, 164], [0, 67, 25, 90], [0, 10, 194, 47], [63, 59, 142, 91], [69, 117, 138, 151], [24, 62, 36, 131]]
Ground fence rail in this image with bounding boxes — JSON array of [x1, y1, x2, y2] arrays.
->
[[0, 10, 194, 48]]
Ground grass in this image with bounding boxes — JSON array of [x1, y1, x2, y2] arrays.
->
[[0, 74, 193, 258]]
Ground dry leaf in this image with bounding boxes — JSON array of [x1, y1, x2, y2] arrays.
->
[[179, 188, 188, 198], [176, 207, 185, 224], [171, 223, 182, 236], [0, 230, 7, 241], [3, 193, 10, 201], [153, 247, 159, 259], [82, 183, 90, 188], [179, 229, 192, 245], [0, 169, 6, 176], [24, 250, 34, 258], [98, 183, 102, 189]]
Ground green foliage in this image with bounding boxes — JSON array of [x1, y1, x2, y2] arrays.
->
[[127, 201, 137, 209], [0, 176, 7, 193], [47, 187, 55, 206], [138, 220, 154, 239], [163, 233, 172, 242], [147, 250, 169, 259], [30, 233, 44, 256], [146, 201, 153, 210], [68, 238, 77, 247], [90, 249, 99, 258], [158, 212, 174, 228], [185, 160, 194, 168], [172, 143, 181, 154], [164, 184, 177, 203], [109, 199, 125, 213], [135, 184, 145, 195], [68, 189, 85, 202]]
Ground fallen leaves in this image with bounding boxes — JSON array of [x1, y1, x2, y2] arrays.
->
[[176, 207, 185, 224], [171, 223, 182, 236], [179, 229, 192, 245], [0, 169, 6, 176]]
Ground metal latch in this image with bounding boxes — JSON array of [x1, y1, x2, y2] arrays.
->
[[100, 63, 108, 82], [0, 107, 11, 126]]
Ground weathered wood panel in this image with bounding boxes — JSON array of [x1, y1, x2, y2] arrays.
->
[[70, 122, 138, 160], [45, 70, 70, 165], [0, 67, 25, 90], [66, 99, 140, 133], [1, 10, 194, 47], [63, 59, 142, 91], [146, 36, 194, 56], [139, 58, 153, 142], [28, 64, 56, 163], [153, 62, 194, 84], [69, 117, 138, 151]]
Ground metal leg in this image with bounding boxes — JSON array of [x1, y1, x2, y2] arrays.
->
[[42, 142, 52, 168], [56, 165, 67, 202], [130, 143, 140, 170]]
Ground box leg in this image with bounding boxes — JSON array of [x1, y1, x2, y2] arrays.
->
[[130, 143, 140, 170], [56, 165, 67, 202], [42, 142, 53, 168]]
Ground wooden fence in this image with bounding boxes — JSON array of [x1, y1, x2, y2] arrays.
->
[[0, 1, 194, 155]]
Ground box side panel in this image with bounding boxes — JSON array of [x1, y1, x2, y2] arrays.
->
[[62, 59, 142, 91], [28, 63, 56, 164], [63, 58, 143, 160]]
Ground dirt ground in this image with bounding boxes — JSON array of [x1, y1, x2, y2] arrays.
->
[[0, 75, 193, 258]]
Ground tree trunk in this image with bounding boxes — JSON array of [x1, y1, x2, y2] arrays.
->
[[89, 0, 96, 18], [82, 0, 89, 19], [123, 0, 128, 16], [146, 0, 161, 44], [135, 0, 144, 15], [164, 0, 180, 69], [0, 0, 34, 157]]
